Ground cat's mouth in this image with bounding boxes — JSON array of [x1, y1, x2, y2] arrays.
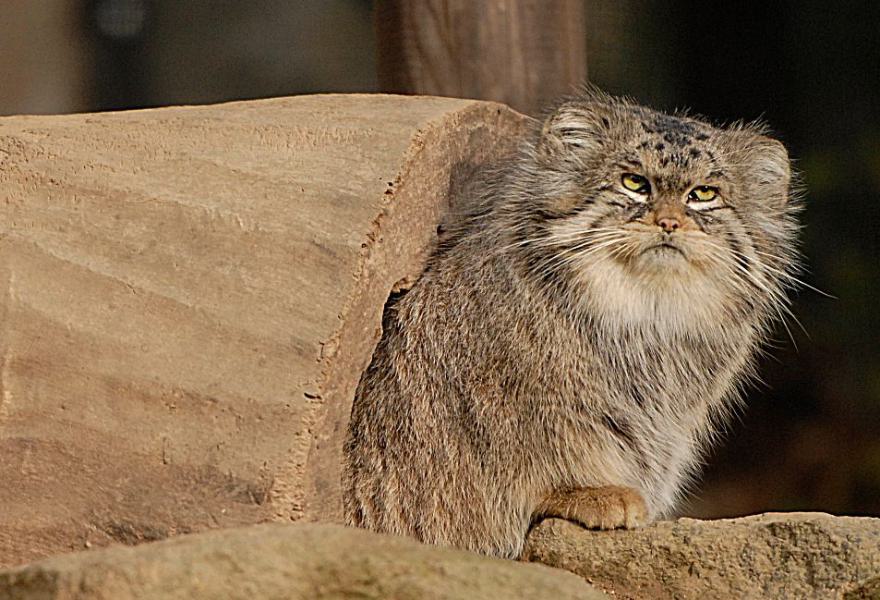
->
[[644, 242, 686, 258]]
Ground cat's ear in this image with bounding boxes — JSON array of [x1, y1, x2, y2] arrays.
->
[[724, 126, 792, 207], [747, 136, 791, 193], [535, 102, 607, 164]]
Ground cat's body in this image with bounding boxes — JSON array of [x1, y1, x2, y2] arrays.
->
[[344, 89, 800, 558]]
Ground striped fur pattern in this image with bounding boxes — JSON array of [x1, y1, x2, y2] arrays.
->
[[343, 89, 801, 558]]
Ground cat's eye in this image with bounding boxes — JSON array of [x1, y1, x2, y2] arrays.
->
[[688, 186, 718, 203], [621, 173, 650, 194]]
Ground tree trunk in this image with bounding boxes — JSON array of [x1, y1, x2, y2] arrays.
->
[[375, 0, 587, 116]]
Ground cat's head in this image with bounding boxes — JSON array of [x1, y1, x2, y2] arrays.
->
[[499, 89, 801, 334]]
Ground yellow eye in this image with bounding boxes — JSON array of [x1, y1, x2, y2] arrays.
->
[[689, 186, 718, 202], [622, 173, 650, 194]]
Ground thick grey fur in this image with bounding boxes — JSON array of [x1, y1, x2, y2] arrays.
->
[[344, 88, 801, 558]]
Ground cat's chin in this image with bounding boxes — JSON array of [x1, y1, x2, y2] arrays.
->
[[572, 255, 729, 332]]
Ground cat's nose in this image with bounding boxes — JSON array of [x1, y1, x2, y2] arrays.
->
[[657, 217, 681, 233]]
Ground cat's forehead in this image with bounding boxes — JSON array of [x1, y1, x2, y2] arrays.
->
[[613, 106, 727, 187]]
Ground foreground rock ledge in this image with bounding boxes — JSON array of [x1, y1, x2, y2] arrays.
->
[[0, 523, 606, 600], [524, 513, 880, 599]]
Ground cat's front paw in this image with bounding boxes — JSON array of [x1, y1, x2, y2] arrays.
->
[[536, 485, 649, 530]]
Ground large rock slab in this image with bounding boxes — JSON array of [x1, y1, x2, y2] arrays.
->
[[0, 523, 606, 600], [0, 94, 529, 566], [523, 513, 880, 599]]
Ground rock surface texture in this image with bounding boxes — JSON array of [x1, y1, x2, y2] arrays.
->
[[2, 514, 877, 599], [0, 94, 529, 567], [524, 513, 880, 599], [0, 523, 607, 600]]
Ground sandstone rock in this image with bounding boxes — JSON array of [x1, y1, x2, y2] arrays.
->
[[523, 513, 880, 599], [0, 523, 606, 600], [0, 95, 529, 566]]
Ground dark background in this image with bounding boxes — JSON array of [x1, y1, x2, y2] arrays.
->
[[2, 0, 877, 519]]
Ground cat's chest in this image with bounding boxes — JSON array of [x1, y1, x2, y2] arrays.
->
[[560, 325, 736, 389], [527, 325, 751, 438]]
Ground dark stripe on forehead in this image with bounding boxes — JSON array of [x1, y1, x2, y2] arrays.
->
[[652, 114, 698, 135], [662, 132, 691, 147]]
